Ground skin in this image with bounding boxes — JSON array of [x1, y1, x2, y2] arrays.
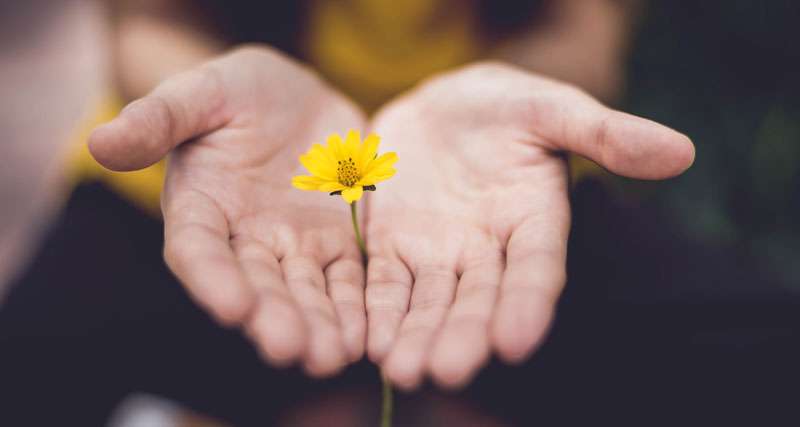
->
[[89, 47, 694, 387], [90, 46, 369, 377], [365, 62, 695, 390], [493, 0, 642, 103], [0, 1, 108, 299]]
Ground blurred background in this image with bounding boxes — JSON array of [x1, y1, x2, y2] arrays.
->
[[1, 0, 799, 425]]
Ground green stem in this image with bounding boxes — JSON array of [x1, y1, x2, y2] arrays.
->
[[350, 201, 367, 259], [381, 372, 393, 427], [349, 201, 393, 427]]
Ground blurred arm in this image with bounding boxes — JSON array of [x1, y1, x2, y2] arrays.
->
[[493, 0, 643, 102], [0, 1, 110, 299], [108, 0, 226, 100]]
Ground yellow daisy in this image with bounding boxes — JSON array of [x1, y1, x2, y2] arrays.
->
[[292, 130, 397, 203]]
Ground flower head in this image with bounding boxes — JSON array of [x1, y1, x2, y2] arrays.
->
[[292, 130, 397, 203]]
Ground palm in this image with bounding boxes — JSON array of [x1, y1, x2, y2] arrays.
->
[[170, 109, 365, 369], [364, 63, 693, 389], [93, 47, 368, 376], [369, 98, 568, 254]]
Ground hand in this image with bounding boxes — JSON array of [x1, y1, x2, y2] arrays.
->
[[89, 46, 367, 376], [364, 62, 694, 389]]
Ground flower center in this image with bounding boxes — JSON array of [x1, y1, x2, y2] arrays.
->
[[337, 158, 359, 186]]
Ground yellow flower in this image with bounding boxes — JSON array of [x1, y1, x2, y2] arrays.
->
[[292, 130, 397, 203]]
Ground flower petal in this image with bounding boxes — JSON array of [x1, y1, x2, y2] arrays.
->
[[340, 129, 360, 166], [341, 186, 364, 203], [359, 167, 396, 186], [319, 181, 347, 192], [358, 133, 380, 173], [310, 143, 336, 164], [299, 153, 337, 180], [292, 175, 328, 191], [327, 133, 345, 161], [364, 151, 398, 177]]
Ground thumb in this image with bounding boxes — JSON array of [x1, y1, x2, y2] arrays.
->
[[532, 88, 695, 180], [88, 66, 229, 171]]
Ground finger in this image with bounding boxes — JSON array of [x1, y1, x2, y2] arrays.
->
[[325, 256, 366, 362], [491, 194, 570, 364], [88, 64, 230, 171], [382, 265, 458, 390], [162, 189, 255, 326], [429, 251, 503, 389], [233, 239, 307, 366], [281, 255, 348, 377], [365, 256, 413, 363], [530, 86, 695, 180]]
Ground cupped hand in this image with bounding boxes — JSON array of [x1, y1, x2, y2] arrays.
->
[[364, 62, 695, 389], [89, 46, 368, 376]]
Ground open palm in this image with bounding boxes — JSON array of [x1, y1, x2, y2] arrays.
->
[[364, 63, 695, 389], [90, 46, 367, 376]]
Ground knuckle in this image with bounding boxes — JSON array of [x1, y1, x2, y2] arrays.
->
[[594, 115, 614, 159], [366, 300, 407, 317], [504, 278, 563, 304], [283, 257, 318, 280], [455, 281, 497, 303], [232, 238, 271, 261], [300, 303, 339, 326], [411, 293, 451, 312], [195, 64, 226, 99], [507, 244, 563, 265], [332, 297, 364, 312], [141, 94, 177, 147], [191, 65, 228, 123], [399, 321, 436, 339], [449, 312, 490, 330], [367, 259, 411, 287], [328, 257, 363, 276], [415, 263, 453, 278]]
